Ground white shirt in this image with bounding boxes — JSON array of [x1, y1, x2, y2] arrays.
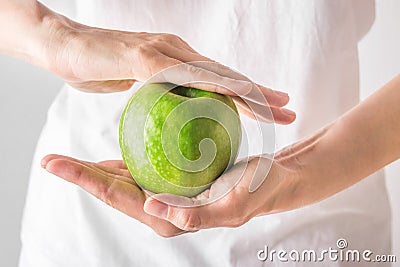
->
[[20, 1, 391, 266]]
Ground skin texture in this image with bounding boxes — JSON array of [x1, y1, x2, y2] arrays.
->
[[42, 74, 400, 237], [0, 0, 295, 124]]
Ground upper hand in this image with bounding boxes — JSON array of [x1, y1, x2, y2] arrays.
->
[[41, 14, 295, 124]]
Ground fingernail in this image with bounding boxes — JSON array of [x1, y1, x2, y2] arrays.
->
[[44, 161, 56, 174], [275, 91, 289, 98], [41, 158, 48, 168], [145, 200, 168, 219], [282, 109, 296, 117]]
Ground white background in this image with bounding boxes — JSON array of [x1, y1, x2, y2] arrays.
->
[[0, 1, 399, 266]]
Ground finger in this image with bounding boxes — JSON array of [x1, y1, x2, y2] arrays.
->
[[233, 96, 296, 124], [42, 154, 127, 177], [144, 195, 250, 231], [67, 79, 136, 93], [91, 163, 133, 182], [154, 34, 199, 53], [134, 49, 290, 113], [97, 160, 128, 169], [156, 43, 213, 63], [149, 58, 253, 95], [143, 156, 275, 231], [44, 158, 130, 206], [44, 158, 183, 236], [41, 154, 89, 168], [153, 49, 291, 108], [42, 154, 133, 184], [147, 193, 201, 207], [191, 61, 290, 108], [41, 154, 62, 167], [144, 198, 204, 231], [246, 83, 290, 108], [200, 63, 290, 108], [186, 78, 290, 109], [144, 171, 249, 231], [131, 49, 183, 81]]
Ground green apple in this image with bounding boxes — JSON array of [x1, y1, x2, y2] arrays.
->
[[119, 83, 241, 197]]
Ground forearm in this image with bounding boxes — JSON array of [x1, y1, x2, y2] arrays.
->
[[290, 74, 400, 205], [320, 74, 399, 175], [0, 1, 64, 68]]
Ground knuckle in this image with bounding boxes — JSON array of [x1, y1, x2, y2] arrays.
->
[[148, 33, 179, 47], [100, 180, 117, 207], [183, 213, 201, 231], [173, 211, 201, 231], [186, 64, 200, 73], [160, 33, 178, 42], [134, 43, 153, 57], [73, 165, 85, 183], [287, 145, 296, 156], [185, 65, 206, 80]]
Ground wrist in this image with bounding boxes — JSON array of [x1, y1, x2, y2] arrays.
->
[[269, 123, 347, 212], [0, 1, 73, 70]]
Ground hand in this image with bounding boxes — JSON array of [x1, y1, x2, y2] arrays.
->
[[142, 155, 301, 231], [36, 6, 295, 124], [42, 125, 357, 237], [41, 154, 186, 237], [41, 73, 400, 236], [1, 1, 295, 123], [42, 124, 362, 236], [41, 151, 304, 236], [140, 127, 345, 231]]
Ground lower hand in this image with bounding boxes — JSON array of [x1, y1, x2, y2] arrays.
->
[[41, 151, 303, 236], [41, 154, 185, 237], [43, 124, 357, 236]]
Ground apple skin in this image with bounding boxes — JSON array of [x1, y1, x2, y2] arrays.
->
[[119, 83, 241, 197]]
